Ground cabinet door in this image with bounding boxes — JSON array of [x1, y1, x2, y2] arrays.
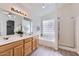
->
[[24, 42, 32, 56], [33, 39, 37, 50], [0, 49, 13, 56], [14, 45, 23, 56], [33, 36, 39, 50]]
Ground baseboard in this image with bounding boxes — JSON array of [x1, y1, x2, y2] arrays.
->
[[76, 50, 79, 55], [39, 44, 56, 51], [59, 45, 76, 52]]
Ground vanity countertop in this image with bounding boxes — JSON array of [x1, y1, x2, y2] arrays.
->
[[0, 34, 38, 46]]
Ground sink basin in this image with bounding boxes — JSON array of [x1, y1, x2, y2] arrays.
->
[[0, 35, 21, 45]]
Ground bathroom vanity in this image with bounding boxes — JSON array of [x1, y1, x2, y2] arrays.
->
[[0, 8, 37, 56], [0, 35, 39, 56]]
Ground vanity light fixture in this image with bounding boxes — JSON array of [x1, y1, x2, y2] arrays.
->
[[11, 7, 27, 16]]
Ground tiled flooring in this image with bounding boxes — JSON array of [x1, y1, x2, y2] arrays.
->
[[31, 46, 78, 56]]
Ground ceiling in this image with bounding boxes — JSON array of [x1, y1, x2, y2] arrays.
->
[[15, 3, 64, 17]]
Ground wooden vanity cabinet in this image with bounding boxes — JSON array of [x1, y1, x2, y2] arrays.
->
[[0, 40, 24, 56], [0, 36, 38, 56]]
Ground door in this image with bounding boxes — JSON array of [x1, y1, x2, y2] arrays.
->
[[14, 45, 23, 56], [59, 17, 75, 48]]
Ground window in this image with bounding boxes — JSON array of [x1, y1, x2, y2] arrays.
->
[[22, 19, 32, 35], [41, 19, 55, 41]]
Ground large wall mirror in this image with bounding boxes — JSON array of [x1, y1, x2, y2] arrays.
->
[[22, 17, 32, 35], [0, 8, 32, 36]]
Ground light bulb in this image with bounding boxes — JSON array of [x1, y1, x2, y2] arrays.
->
[[42, 3, 45, 8], [42, 6, 45, 8]]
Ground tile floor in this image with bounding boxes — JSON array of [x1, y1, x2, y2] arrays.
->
[[31, 46, 78, 56]]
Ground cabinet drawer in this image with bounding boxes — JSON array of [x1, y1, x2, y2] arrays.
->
[[25, 37, 32, 43], [0, 40, 23, 53], [25, 42, 32, 49]]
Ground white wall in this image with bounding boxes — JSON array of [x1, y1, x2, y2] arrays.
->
[[73, 4, 79, 54], [32, 15, 41, 35], [75, 17, 79, 54]]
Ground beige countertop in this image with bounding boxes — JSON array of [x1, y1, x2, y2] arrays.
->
[[0, 34, 38, 46]]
